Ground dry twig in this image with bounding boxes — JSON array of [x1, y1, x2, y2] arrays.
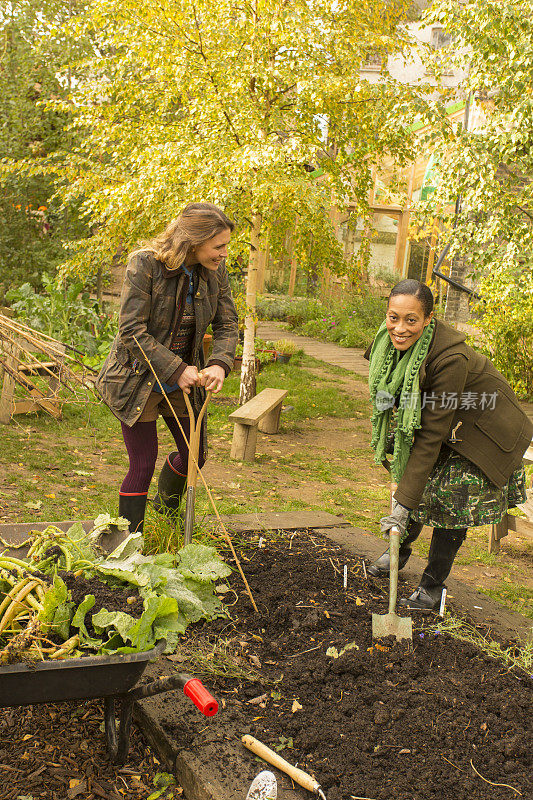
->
[[470, 759, 522, 795]]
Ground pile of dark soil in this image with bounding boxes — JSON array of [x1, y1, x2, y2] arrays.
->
[[59, 571, 144, 618], [168, 530, 532, 800], [0, 699, 181, 800]]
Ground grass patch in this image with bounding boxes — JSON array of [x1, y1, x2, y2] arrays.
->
[[481, 581, 533, 620], [209, 355, 367, 430], [433, 614, 533, 672], [180, 636, 265, 683]]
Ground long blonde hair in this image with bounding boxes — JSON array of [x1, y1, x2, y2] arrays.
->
[[133, 202, 234, 271]]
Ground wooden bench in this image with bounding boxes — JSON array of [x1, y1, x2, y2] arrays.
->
[[489, 441, 533, 553], [229, 388, 288, 461]]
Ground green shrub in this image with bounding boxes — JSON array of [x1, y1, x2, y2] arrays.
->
[[274, 339, 299, 355], [256, 295, 325, 326], [288, 293, 385, 348], [5, 273, 118, 365], [258, 290, 386, 350], [473, 268, 533, 399]]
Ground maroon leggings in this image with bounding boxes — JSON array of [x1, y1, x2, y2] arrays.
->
[[120, 416, 205, 495]]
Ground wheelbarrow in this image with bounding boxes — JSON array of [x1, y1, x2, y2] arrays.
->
[[0, 520, 218, 765], [0, 638, 218, 765]]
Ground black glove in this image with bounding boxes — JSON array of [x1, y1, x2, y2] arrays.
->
[[380, 499, 411, 536]]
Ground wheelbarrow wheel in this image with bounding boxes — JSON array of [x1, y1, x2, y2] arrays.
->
[[104, 695, 135, 765]]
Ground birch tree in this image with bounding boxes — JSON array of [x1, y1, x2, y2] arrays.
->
[[39, 0, 421, 400]]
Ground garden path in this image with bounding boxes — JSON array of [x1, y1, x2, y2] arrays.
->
[[257, 320, 370, 377]]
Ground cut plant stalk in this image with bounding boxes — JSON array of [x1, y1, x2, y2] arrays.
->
[[132, 335, 258, 612], [0, 579, 45, 635]]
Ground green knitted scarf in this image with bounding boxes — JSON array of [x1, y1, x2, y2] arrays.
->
[[368, 319, 435, 482]]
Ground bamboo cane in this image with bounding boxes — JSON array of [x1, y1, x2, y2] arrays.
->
[[0, 316, 72, 358], [0, 315, 88, 358], [0, 316, 98, 374], [0, 354, 63, 414], [132, 336, 258, 613], [0, 331, 76, 396], [0, 332, 96, 390]]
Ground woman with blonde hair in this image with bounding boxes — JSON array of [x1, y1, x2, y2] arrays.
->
[[96, 202, 238, 534]]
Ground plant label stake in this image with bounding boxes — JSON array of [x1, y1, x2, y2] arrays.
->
[[183, 389, 211, 545], [439, 587, 447, 617], [343, 565, 347, 590], [242, 735, 327, 799], [372, 527, 412, 642]]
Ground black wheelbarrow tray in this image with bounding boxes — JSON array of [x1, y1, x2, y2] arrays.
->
[[0, 520, 218, 765], [0, 638, 218, 765]]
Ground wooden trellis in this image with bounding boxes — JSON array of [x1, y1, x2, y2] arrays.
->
[[0, 314, 97, 424]]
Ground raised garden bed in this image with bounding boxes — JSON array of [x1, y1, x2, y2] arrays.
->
[[146, 528, 532, 800]]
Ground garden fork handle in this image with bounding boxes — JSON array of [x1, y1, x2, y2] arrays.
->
[[183, 390, 211, 488], [182, 390, 211, 545]]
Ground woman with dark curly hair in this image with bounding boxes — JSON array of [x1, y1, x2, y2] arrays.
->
[[366, 279, 532, 610], [96, 202, 238, 534]]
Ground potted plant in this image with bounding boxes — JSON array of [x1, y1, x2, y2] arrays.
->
[[233, 342, 261, 373], [233, 338, 277, 372], [255, 338, 277, 365], [274, 339, 299, 364]]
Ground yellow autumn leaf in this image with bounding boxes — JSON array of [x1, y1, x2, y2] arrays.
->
[[355, 597, 364, 606], [292, 700, 303, 713], [69, 779, 81, 789], [45, 493, 55, 499]]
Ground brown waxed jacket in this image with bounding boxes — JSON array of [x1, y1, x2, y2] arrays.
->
[[366, 318, 533, 509], [95, 252, 238, 432]]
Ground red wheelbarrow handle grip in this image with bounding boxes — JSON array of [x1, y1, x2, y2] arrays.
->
[[183, 678, 218, 716], [129, 672, 218, 716]]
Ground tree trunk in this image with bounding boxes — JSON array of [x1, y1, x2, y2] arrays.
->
[[256, 231, 269, 294], [287, 215, 298, 297], [96, 267, 103, 306], [239, 214, 262, 404]]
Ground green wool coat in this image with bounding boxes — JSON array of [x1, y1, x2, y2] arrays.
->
[[366, 318, 533, 509], [95, 252, 238, 433]]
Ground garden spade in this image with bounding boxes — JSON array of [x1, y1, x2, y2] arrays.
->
[[372, 527, 412, 642], [182, 389, 211, 545], [242, 735, 327, 799]]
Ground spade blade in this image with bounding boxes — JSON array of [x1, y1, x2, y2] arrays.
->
[[372, 610, 412, 641]]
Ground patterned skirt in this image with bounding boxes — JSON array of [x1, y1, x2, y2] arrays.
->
[[410, 446, 527, 529]]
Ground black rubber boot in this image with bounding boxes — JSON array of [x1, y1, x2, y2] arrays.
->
[[118, 493, 147, 534], [399, 527, 467, 610], [367, 521, 424, 577], [153, 453, 187, 519]]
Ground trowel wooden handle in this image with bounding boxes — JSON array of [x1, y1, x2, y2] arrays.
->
[[242, 734, 319, 792]]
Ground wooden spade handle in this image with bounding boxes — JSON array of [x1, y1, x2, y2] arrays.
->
[[388, 526, 400, 614], [242, 734, 319, 793], [183, 390, 211, 487]]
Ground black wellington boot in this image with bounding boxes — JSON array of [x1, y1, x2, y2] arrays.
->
[[118, 493, 147, 534], [399, 527, 467, 610], [152, 453, 187, 519], [367, 521, 424, 577]]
